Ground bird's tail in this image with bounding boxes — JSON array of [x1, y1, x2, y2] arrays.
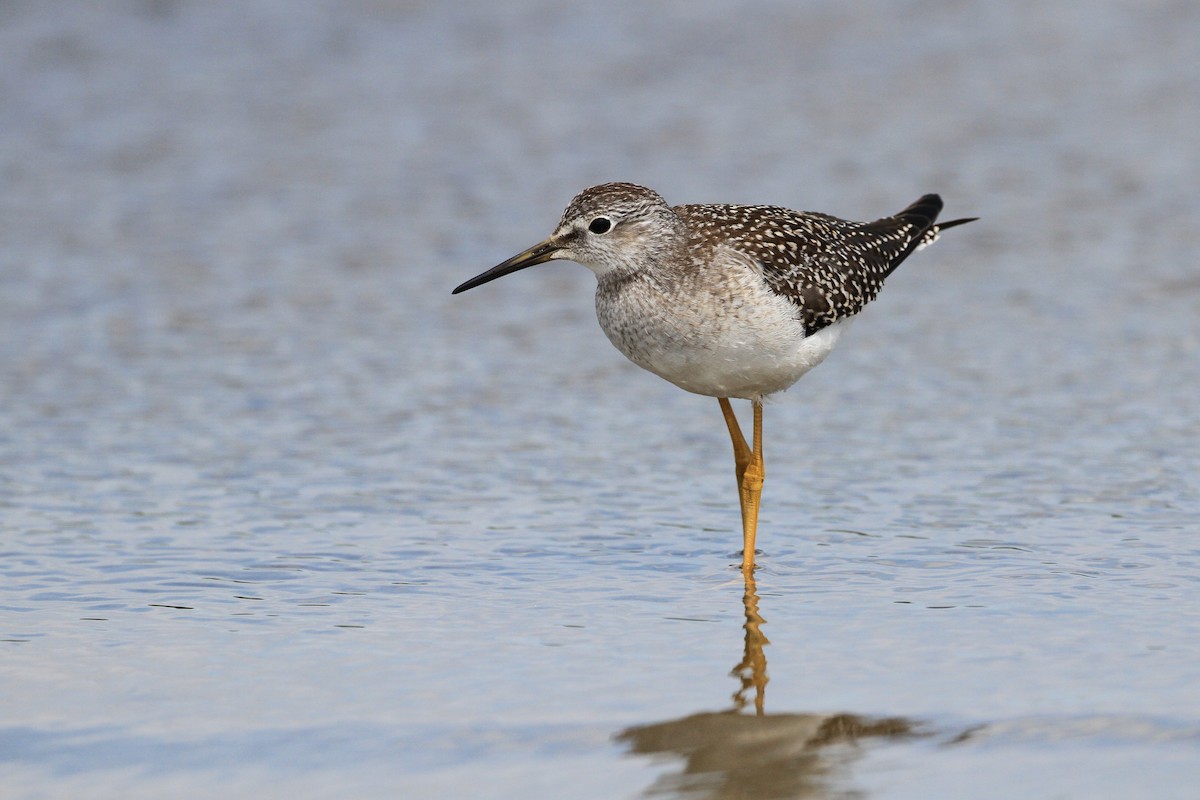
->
[[934, 216, 979, 232], [916, 214, 979, 251], [872, 195, 977, 274], [891, 194, 978, 252]]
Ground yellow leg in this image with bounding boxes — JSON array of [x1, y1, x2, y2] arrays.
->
[[718, 399, 765, 572], [718, 398, 751, 479]]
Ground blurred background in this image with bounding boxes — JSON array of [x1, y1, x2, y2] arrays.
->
[[2, 2, 1198, 798]]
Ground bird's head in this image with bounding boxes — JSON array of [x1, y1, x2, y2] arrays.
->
[[452, 182, 684, 294]]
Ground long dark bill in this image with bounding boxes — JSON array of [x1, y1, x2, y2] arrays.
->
[[451, 239, 559, 294]]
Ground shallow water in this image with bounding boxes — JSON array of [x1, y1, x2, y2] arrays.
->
[[2, 1, 1199, 798]]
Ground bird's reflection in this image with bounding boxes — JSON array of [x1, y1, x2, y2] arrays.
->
[[616, 572, 917, 799], [730, 572, 769, 716]]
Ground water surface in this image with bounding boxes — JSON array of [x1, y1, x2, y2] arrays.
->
[[2, 1, 1198, 798]]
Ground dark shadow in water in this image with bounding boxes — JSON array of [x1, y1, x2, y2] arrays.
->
[[616, 573, 919, 799]]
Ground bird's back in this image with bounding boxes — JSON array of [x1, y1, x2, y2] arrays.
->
[[675, 195, 964, 336]]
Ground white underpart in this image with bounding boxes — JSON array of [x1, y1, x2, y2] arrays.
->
[[594, 245, 849, 401], [624, 293, 847, 401]]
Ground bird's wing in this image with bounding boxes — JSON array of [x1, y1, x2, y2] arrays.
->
[[678, 196, 947, 335]]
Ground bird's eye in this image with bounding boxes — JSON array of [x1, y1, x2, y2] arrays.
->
[[588, 217, 613, 235]]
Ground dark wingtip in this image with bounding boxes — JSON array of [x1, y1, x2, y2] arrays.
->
[[896, 194, 945, 229]]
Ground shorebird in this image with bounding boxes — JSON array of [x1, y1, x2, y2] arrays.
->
[[452, 183, 974, 572]]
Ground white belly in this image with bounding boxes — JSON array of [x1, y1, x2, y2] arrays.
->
[[595, 271, 847, 400]]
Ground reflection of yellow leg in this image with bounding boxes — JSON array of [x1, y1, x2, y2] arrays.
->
[[718, 399, 765, 572], [731, 571, 770, 716]]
